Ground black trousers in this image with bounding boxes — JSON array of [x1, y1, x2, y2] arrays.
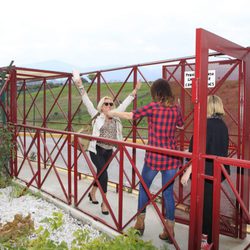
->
[[89, 145, 113, 193], [202, 180, 213, 244]]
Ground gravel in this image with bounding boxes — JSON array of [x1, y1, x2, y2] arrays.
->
[[0, 186, 101, 247]]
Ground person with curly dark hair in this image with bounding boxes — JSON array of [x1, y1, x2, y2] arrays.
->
[[108, 78, 184, 243]]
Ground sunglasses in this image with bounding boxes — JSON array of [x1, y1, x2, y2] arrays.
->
[[103, 102, 114, 107]]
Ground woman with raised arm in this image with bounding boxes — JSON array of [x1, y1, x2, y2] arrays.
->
[[72, 70, 141, 215]]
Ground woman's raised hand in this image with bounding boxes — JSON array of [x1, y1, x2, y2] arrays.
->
[[135, 80, 142, 90], [72, 70, 83, 87], [131, 80, 142, 96]]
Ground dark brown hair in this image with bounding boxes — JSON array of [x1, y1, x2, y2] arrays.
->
[[150, 78, 174, 106]]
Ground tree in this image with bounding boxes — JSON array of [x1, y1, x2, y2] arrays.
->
[[81, 77, 89, 83], [88, 73, 96, 82]]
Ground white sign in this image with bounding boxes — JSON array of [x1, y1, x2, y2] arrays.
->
[[184, 70, 216, 88]]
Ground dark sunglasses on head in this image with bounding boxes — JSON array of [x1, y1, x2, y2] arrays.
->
[[103, 102, 114, 106]]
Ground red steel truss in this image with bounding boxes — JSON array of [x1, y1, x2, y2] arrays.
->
[[0, 28, 249, 250]]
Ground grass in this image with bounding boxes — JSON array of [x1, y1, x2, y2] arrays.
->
[[16, 82, 152, 136], [12, 79, 239, 142]]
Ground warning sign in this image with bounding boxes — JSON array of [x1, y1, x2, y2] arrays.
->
[[184, 70, 216, 88]]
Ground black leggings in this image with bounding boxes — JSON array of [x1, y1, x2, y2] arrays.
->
[[202, 180, 213, 244], [89, 145, 113, 193]]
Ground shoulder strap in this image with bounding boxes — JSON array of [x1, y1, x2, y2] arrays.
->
[[88, 112, 100, 125]]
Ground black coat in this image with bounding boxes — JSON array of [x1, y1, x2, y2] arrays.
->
[[189, 117, 229, 178]]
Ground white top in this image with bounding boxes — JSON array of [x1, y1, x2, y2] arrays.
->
[[81, 92, 135, 154]]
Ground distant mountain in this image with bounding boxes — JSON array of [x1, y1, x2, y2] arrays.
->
[[21, 59, 237, 82], [20, 60, 160, 81]]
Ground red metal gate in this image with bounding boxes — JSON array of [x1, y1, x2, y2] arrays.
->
[[187, 28, 250, 250], [0, 28, 249, 250]]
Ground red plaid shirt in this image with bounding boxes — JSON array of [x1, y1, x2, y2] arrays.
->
[[133, 102, 184, 171]]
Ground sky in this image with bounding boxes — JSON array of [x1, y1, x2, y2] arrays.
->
[[1, 0, 249, 71]]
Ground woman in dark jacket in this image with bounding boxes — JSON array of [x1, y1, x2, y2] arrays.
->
[[181, 95, 229, 249]]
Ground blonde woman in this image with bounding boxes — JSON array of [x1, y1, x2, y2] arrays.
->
[[181, 95, 229, 249], [73, 70, 140, 215]]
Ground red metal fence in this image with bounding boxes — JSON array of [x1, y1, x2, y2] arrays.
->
[[10, 123, 250, 250], [0, 28, 249, 250]]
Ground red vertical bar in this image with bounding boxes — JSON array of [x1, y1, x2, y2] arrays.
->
[[37, 130, 41, 188], [6, 81, 9, 122], [10, 69, 17, 177], [68, 77, 72, 205], [97, 72, 101, 104], [68, 134, 72, 205], [23, 80, 27, 155], [118, 145, 124, 231], [240, 58, 250, 239], [238, 60, 243, 159], [73, 135, 78, 206], [236, 61, 243, 237], [180, 60, 185, 151], [162, 65, 167, 79], [188, 28, 208, 250], [179, 60, 186, 203], [68, 77, 72, 131], [43, 78, 46, 169], [212, 160, 221, 250], [131, 67, 137, 189]]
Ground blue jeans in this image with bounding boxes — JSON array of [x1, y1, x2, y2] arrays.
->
[[138, 163, 177, 221]]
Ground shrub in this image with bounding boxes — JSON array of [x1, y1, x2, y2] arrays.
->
[[0, 125, 14, 188]]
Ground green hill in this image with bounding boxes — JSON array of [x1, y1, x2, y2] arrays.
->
[[16, 82, 152, 136]]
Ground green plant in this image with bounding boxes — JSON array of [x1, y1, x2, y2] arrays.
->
[[109, 228, 157, 250], [10, 182, 29, 198], [28, 226, 68, 250], [0, 213, 165, 250], [71, 228, 160, 250], [31, 190, 43, 199], [71, 228, 104, 248], [40, 212, 64, 231], [0, 125, 15, 188]]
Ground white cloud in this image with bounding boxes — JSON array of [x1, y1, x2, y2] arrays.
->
[[0, 0, 249, 69]]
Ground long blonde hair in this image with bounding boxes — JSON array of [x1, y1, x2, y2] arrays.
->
[[207, 95, 225, 118]]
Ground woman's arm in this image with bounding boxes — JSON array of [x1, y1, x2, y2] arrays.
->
[[116, 81, 142, 112], [72, 70, 98, 118], [130, 80, 142, 97], [108, 110, 133, 120], [181, 135, 193, 186], [181, 165, 192, 186]]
